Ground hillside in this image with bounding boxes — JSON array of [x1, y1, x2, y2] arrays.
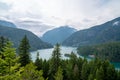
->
[[0, 25, 53, 51], [63, 17, 120, 46], [77, 42, 120, 62], [0, 20, 16, 28], [41, 26, 77, 45]]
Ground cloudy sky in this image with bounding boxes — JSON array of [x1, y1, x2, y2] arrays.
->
[[0, 0, 120, 36]]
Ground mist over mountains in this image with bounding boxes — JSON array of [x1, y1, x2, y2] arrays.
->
[[0, 20, 53, 51]]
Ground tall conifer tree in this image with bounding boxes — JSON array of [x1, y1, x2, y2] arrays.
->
[[49, 43, 61, 80], [18, 35, 31, 66]]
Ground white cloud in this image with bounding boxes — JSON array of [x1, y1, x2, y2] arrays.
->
[[0, 0, 120, 36]]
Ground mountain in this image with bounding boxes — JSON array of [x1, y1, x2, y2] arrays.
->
[[0, 20, 16, 28], [0, 24, 53, 51], [63, 17, 120, 47], [41, 26, 77, 45], [15, 20, 53, 36]]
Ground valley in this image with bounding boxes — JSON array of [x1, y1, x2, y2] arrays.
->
[[0, 0, 120, 79]]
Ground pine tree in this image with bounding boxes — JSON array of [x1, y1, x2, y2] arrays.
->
[[0, 36, 8, 59], [35, 52, 42, 70], [96, 66, 104, 80], [20, 63, 45, 80], [42, 59, 49, 79], [88, 74, 94, 80], [49, 43, 61, 80], [0, 41, 21, 79], [69, 52, 77, 65], [54, 66, 63, 80], [106, 65, 117, 80], [117, 71, 120, 80], [65, 61, 73, 80], [81, 61, 90, 80], [18, 35, 31, 66], [0, 36, 7, 50], [73, 64, 79, 80]]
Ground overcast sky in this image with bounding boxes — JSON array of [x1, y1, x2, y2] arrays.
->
[[0, 0, 120, 36]]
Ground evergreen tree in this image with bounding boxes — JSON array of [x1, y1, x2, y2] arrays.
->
[[73, 64, 79, 80], [49, 43, 61, 80], [88, 74, 94, 80], [20, 62, 45, 80], [106, 65, 117, 80], [18, 35, 31, 66], [42, 59, 49, 79], [117, 71, 120, 80], [65, 61, 73, 80], [81, 61, 90, 80], [96, 66, 104, 80], [0, 36, 7, 50], [54, 66, 63, 80], [0, 36, 8, 59], [69, 52, 77, 66], [0, 41, 21, 80], [35, 52, 42, 70]]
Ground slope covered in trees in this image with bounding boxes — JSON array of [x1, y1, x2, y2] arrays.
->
[[0, 39, 120, 80], [63, 17, 120, 47], [0, 24, 53, 51], [77, 42, 120, 62]]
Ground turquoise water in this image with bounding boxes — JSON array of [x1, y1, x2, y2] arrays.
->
[[31, 46, 120, 69], [111, 62, 120, 70], [31, 46, 79, 61]]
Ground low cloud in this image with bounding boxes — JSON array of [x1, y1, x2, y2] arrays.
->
[[0, 0, 120, 36]]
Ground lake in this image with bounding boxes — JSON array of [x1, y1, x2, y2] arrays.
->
[[31, 46, 120, 69], [31, 46, 79, 61]]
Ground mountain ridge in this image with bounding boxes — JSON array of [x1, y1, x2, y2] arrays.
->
[[0, 20, 16, 28], [62, 17, 120, 46], [41, 26, 77, 45], [0, 22, 53, 51]]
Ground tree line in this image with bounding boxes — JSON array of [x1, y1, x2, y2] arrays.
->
[[77, 42, 120, 62], [0, 36, 120, 80]]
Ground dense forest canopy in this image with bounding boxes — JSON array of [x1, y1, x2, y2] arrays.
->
[[77, 42, 120, 62], [0, 36, 120, 80]]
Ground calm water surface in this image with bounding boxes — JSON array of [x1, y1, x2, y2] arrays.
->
[[31, 46, 79, 61], [31, 46, 120, 69]]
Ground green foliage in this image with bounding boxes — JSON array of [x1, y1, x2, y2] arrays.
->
[[77, 42, 120, 62], [0, 36, 8, 58], [18, 35, 31, 66], [42, 59, 49, 79], [81, 61, 90, 80], [54, 66, 63, 80], [49, 43, 61, 80], [0, 41, 21, 80], [35, 52, 43, 70], [88, 74, 94, 80], [96, 66, 104, 80], [0, 40, 120, 80], [20, 63, 45, 80]]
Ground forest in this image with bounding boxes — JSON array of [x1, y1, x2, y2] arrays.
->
[[77, 42, 120, 62], [0, 36, 120, 80]]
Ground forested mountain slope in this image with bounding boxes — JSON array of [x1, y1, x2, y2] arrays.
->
[[0, 25, 53, 51], [63, 17, 120, 46]]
